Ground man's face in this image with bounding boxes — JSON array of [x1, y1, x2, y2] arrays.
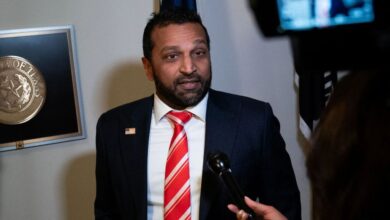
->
[[142, 23, 211, 110]]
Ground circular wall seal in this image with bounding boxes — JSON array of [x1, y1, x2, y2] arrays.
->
[[0, 55, 46, 124]]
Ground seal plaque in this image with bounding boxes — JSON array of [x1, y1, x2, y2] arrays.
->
[[0, 56, 46, 124]]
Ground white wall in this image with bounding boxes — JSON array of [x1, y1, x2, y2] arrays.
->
[[0, 0, 310, 219]]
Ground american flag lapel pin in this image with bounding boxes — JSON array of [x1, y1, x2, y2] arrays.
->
[[125, 127, 136, 135]]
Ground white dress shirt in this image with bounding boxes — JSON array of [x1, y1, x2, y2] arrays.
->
[[147, 93, 208, 220]]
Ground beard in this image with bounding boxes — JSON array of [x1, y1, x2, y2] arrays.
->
[[152, 69, 211, 109]]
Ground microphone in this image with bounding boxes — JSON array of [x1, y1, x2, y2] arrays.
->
[[207, 152, 255, 219]]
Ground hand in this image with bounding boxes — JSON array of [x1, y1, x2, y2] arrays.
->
[[227, 196, 287, 220]]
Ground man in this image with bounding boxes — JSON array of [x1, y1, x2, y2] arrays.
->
[[95, 9, 301, 220]]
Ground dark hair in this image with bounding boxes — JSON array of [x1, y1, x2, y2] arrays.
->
[[306, 70, 390, 220], [142, 9, 210, 61]]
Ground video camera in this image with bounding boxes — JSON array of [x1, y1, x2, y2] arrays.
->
[[249, 0, 390, 72]]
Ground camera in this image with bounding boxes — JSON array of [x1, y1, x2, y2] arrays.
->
[[249, 0, 390, 71]]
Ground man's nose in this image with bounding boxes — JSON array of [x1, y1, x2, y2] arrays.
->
[[179, 55, 196, 75]]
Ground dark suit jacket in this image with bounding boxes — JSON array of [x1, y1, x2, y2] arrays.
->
[[95, 89, 301, 220]]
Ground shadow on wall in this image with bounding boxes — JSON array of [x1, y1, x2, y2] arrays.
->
[[102, 62, 155, 111], [63, 151, 96, 220], [293, 79, 312, 156]]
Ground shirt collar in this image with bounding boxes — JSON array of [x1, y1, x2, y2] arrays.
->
[[153, 93, 208, 123]]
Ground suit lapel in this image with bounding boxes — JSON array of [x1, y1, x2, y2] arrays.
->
[[119, 96, 153, 220], [199, 90, 240, 220]]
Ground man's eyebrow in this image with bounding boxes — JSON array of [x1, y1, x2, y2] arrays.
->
[[160, 46, 180, 53], [194, 39, 207, 46], [159, 39, 208, 53]]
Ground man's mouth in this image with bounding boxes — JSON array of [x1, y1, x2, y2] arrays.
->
[[177, 80, 201, 90]]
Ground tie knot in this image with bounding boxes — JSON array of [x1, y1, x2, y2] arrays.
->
[[167, 111, 192, 125]]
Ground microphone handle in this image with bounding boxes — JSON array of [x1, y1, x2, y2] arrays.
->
[[221, 170, 255, 219]]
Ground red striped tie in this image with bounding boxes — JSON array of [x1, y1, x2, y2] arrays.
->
[[164, 111, 192, 220]]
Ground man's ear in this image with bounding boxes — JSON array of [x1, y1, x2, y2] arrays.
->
[[142, 57, 154, 81]]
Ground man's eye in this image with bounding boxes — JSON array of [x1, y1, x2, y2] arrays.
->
[[193, 50, 207, 57], [165, 54, 178, 60]]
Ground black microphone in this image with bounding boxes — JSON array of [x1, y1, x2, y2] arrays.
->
[[207, 152, 255, 219]]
